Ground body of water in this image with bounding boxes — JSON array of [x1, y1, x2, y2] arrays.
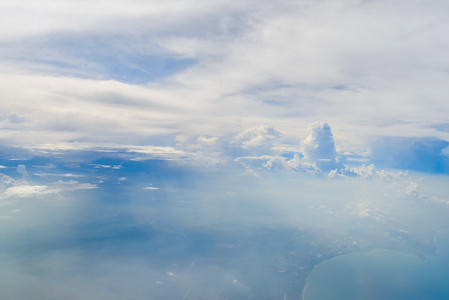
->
[[303, 230, 449, 300]]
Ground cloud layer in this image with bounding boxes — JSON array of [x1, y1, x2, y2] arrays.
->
[[0, 0, 448, 159]]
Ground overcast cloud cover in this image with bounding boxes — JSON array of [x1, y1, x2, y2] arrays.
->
[[1, 0, 449, 299]]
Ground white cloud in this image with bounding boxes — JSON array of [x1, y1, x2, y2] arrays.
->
[[347, 164, 407, 180], [33, 173, 85, 178], [301, 122, 336, 161], [26, 142, 190, 160], [1, 185, 50, 199], [49, 180, 98, 192], [144, 186, 159, 190], [231, 125, 280, 149], [196, 136, 218, 145], [300, 122, 342, 171], [234, 154, 319, 174], [0, 173, 15, 187], [0, 171, 97, 200]]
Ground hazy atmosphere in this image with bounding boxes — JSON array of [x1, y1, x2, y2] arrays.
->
[[1, 0, 449, 299]]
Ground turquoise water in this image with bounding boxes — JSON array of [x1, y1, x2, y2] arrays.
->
[[303, 230, 449, 300]]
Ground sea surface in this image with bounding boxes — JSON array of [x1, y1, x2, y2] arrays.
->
[[303, 230, 449, 300]]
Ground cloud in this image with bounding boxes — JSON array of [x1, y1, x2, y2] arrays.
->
[[234, 154, 318, 175], [347, 164, 407, 180], [0, 0, 447, 161], [301, 122, 336, 161], [33, 173, 85, 178], [300, 122, 342, 171], [0, 0, 447, 174], [16, 164, 28, 177], [0, 168, 97, 200], [0, 181, 98, 200], [144, 186, 159, 190], [25, 142, 191, 161], [6, 112, 25, 124], [196, 136, 218, 145], [1, 185, 51, 199], [231, 125, 280, 149], [0, 173, 15, 187], [228, 122, 448, 178]]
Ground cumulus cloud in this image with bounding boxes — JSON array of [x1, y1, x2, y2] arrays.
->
[[231, 125, 280, 149], [301, 122, 336, 161], [1, 185, 51, 199], [231, 122, 449, 178], [347, 164, 407, 180], [235, 154, 318, 175], [300, 122, 342, 171]]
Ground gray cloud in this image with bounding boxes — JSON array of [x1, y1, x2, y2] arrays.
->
[[16, 164, 28, 177]]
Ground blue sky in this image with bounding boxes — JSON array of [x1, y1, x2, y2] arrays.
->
[[1, 0, 449, 299]]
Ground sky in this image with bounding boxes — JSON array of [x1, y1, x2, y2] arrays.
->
[[1, 0, 449, 299]]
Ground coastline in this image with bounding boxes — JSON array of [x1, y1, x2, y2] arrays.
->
[[300, 228, 449, 300]]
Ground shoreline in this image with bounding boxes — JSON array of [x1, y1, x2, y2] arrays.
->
[[300, 228, 449, 300]]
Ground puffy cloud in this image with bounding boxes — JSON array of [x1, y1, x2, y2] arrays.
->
[[234, 154, 319, 175], [301, 122, 336, 161], [1, 185, 51, 199], [0, 167, 97, 200], [231, 125, 280, 149], [347, 164, 407, 180], [0, 173, 15, 192], [300, 122, 342, 171], [0, 180, 98, 200], [196, 136, 218, 145], [231, 123, 449, 178]]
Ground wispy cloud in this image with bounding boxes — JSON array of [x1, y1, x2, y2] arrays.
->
[[33, 173, 85, 178], [144, 186, 159, 190]]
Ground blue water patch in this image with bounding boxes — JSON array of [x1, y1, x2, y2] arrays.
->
[[303, 230, 449, 300]]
